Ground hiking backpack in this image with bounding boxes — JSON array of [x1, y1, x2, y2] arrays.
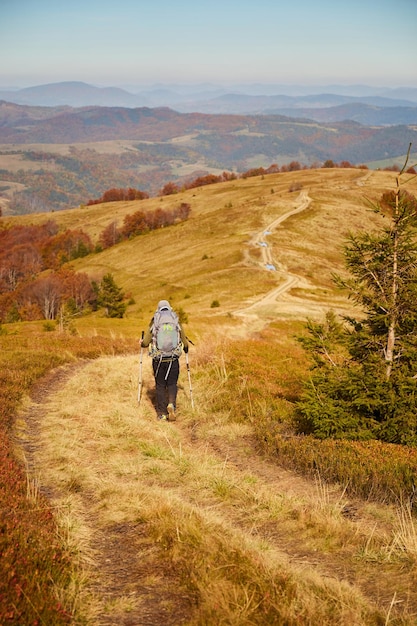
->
[[150, 307, 182, 359]]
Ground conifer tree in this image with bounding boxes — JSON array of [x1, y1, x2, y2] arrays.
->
[[96, 273, 127, 318], [297, 146, 417, 445]]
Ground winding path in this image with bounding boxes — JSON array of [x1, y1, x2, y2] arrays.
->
[[236, 190, 312, 319]]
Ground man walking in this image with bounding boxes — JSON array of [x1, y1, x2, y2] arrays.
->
[[141, 300, 189, 421]]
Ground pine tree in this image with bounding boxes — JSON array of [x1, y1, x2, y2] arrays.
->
[[96, 273, 127, 318], [298, 146, 417, 445]]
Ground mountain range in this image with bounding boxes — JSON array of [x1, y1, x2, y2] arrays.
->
[[1, 81, 417, 124], [1, 82, 417, 215], [1, 100, 416, 165]]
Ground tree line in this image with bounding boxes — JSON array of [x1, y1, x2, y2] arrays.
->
[[0, 201, 191, 323], [93, 160, 410, 205]]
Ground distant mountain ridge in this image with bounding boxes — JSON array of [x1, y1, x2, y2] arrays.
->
[[264, 103, 417, 125], [0, 81, 141, 108], [1, 81, 417, 124], [0, 100, 416, 170], [1, 101, 416, 161], [1, 98, 416, 214]]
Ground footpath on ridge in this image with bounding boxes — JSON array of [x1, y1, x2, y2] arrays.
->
[[236, 170, 375, 325], [235, 189, 315, 324]]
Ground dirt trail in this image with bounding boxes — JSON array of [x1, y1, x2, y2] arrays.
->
[[19, 355, 417, 625], [21, 361, 196, 626], [235, 190, 316, 323]]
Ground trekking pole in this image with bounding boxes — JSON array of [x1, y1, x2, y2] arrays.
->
[[185, 351, 195, 410], [137, 331, 144, 404]]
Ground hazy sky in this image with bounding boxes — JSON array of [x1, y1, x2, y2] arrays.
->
[[1, 0, 416, 89]]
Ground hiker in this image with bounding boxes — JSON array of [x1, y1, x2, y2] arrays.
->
[[141, 300, 188, 421]]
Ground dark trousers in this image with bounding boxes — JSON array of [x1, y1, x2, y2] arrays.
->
[[152, 357, 179, 416]]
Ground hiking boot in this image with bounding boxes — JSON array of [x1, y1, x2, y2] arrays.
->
[[167, 403, 176, 421], [158, 414, 168, 421]]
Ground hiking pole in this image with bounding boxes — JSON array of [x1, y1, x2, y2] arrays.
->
[[137, 331, 144, 404], [185, 351, 195, 410]]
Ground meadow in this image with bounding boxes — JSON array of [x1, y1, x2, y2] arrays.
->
[[1, 167, 417, 624]]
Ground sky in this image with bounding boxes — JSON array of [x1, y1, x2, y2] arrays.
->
[[1, 0, 417, 89]]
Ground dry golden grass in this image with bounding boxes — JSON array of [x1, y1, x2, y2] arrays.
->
[[70, 169, 414, 327], [12, 167, 417, 623], [22, 351, 417, 624], [9, 167, 396, 344]]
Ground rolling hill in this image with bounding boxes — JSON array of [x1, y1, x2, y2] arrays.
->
[[6, 167, 408, 328], [2, 80, 417, 122], [1, 101, 416, 154], [4, 166, 417, 624], [1, 100, 417, 214]]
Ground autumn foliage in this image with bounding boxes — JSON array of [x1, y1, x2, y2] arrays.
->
[[0, 221, 94, 322], [87, 186, 149, 205], [0, 198, 192, 322], [99, 202, 191, 249]]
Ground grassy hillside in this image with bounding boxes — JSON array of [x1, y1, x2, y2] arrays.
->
[[7, 167, 404, 334], [3, 167, 417, 625]]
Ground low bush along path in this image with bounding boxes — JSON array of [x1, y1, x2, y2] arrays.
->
[[17, 349, 417, 625]]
